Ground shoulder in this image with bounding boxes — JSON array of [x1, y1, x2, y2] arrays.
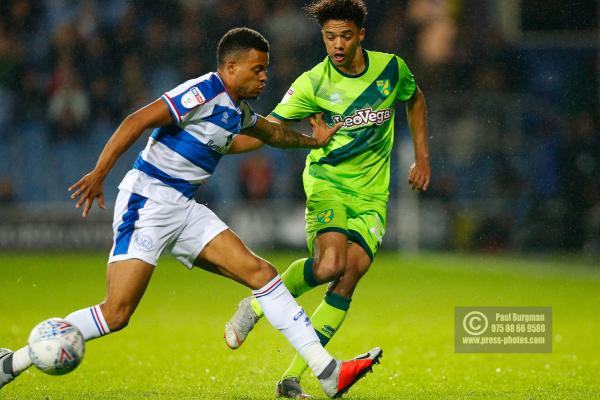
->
[[289, 71, 313, 96], [196, 72, 227, 99], [366, 50, 414, 82], [290, 56, 329, 93], [167, 72, 225, 101], [365, 49, 406, 68], [162, 72, 228, 123], [166, 72, 225, 104], [299, 56, 330, 83], [307, 56, 329, 76]]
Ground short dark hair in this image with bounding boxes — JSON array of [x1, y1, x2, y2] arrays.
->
[[217, 27, 269, 66], [305, 0, 368, 28]]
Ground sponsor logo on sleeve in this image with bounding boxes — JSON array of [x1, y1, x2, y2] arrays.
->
[[181, 87, 206, 109], [280, 87, 294, 104]]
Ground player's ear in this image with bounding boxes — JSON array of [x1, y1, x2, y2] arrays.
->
[[359, 28, 365, 42], [226, 59, 236, 75]]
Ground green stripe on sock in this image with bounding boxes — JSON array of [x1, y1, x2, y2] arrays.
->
[[324, 291, 352, 311], [251, 257, 322, 320], [282, 258, 317, 298], [316, 331, 330, 346], [303, 258, 319, 287]]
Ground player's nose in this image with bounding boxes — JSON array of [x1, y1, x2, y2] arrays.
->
[[333, 37, 344, 49]]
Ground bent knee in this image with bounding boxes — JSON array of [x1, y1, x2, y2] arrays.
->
[[354, 260, 372, 278], [244, 257, 277, 289], [100, 303, 134, 332], [313, 258, 346, 283]]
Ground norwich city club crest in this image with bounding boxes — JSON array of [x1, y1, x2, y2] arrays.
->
[[317, 209, 334, 224], [376, 79, 391, 96]]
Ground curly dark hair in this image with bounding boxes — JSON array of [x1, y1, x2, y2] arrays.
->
[[304, 0, 368, 28]]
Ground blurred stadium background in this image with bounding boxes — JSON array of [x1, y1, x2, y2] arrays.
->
[[1, 2, 599, 399], [0, 0, 598, 255]]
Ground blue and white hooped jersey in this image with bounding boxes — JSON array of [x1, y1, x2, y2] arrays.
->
[[118, 72, 258, 203]]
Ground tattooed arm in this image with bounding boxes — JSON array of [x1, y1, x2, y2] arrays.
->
[[235, 113, 341, 150]]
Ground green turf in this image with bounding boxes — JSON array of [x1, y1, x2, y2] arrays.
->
[[1, 252, 598, 399]]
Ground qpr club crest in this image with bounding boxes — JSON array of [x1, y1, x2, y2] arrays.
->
[[133, 233, 154, 252]]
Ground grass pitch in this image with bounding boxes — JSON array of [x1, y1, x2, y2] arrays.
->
[[1, 251, 598, 399]]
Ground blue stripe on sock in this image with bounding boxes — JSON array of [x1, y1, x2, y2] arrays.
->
[[89, 307, 103, 336], [113, 193, 148, 256]]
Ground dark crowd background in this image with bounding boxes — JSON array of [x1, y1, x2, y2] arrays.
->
[[0, 0, 598, 253]]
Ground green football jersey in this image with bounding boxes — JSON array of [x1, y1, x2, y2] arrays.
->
[[272, 49, 416, 201]]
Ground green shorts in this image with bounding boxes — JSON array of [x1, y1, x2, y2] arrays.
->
[[305, 189, 387, 261]]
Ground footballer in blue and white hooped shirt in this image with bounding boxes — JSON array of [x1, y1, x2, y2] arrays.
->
[[2, 28, 365, 395], [118, 72, 258, 204]]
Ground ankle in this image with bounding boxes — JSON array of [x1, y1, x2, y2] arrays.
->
[[317, 359, 338, 380]]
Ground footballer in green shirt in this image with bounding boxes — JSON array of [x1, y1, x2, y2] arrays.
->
[[226, 0, 430, 396]]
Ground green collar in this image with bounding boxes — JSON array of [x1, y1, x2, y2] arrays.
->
[[329, 48, 369, 78]]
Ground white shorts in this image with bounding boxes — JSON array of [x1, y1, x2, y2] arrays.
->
[[108, 190, 228, 268]]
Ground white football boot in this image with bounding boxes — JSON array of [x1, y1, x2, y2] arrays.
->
[[224, 296, 261, 349]]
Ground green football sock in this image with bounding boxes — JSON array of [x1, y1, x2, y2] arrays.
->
[[250, 258, 319, 318], [281, 291, 351, 380]]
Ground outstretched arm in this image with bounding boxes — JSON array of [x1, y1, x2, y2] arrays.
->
[[228, 114, 289, 154], [69, 99, 172, 217], [228, 132, 265, 154], [406, 86, 431, 191], [235, 113, 341, 151]]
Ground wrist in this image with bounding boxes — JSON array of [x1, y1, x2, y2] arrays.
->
[[93, 167, 109, 179]]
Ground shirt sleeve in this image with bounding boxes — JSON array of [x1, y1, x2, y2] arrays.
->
[[271, 73, 320, 121], [239, 100, 258, 129], [396, 57, 417, 102], [161, 78, 211, 124]]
